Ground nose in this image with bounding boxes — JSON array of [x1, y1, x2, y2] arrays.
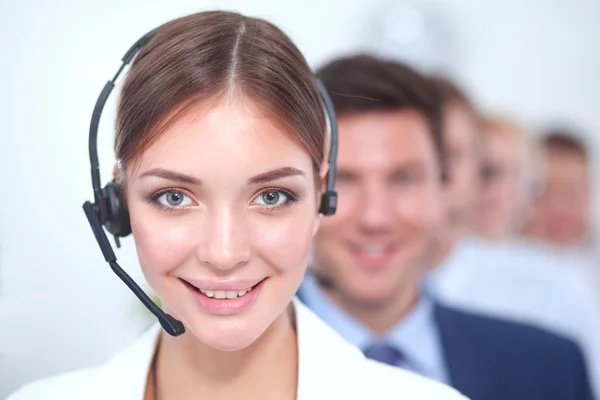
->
[[197, 206, 251, 271], [357, 183, 394, 234]]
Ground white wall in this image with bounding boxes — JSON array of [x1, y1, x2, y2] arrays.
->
[[1, 0, 598, 396]]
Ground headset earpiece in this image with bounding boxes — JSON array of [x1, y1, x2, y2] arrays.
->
[[319, 191, 338, 216], [101, 181, 131, 238]]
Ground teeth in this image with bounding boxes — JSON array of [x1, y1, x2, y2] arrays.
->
[[361, 246, 386, 256], [199, 287, 252, 299]]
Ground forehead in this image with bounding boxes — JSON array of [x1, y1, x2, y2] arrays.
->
[[132, 96, 313, 180], [546, 149, 589, 177], [336, 110, 436, 171], [445, 104, 478, 148], [485, 133, 522, 156]]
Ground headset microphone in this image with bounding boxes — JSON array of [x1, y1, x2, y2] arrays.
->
[[82, 24, 338, 337], [82, 201, 185, 336]]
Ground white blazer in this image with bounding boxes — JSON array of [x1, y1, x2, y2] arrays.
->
[[7, 298, 468, 399]]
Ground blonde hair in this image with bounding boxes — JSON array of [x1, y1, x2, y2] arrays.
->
[[481, 115, 543, 199]]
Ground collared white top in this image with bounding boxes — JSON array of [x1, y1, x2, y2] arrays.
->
[[7, 298, 467, 400]]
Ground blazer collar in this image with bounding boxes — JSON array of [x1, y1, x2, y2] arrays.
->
[[99, 298, 363, 399]]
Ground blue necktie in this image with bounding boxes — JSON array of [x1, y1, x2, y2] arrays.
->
[[363, 342, 405, 366]]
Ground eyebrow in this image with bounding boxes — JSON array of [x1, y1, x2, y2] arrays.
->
[[248, 167, 305, 184], [390, 161, 427, 175], [336, 161, 428, 178], [137, 166, 305, 186], [139, 168, 202, 185]]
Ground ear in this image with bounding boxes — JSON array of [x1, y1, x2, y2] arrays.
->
[[319, 161, 329, 189], [112, 163, 120, 180], [312, 214, 322, 237], [312, 161, 329, 232]]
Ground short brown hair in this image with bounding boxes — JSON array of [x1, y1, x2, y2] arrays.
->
[[429, 76, 476, 114], [541, 129, 588, 159], [316, 55, 445, 178], [429, 75, 482, 157], [115, 11, 325, 177]]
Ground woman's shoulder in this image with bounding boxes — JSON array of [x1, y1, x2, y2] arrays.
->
[[356, 358, 468, 399], [7, 325, 160, 400], [323, 348, 468, 399], [293, 298, 468, 399], [6, 366, 106, 400]]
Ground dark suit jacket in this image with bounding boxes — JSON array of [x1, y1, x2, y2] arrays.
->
[[296, 289, 594, 399], [434, 303, 594, 400]]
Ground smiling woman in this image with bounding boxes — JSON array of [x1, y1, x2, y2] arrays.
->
[[7, 10, 467, 400]]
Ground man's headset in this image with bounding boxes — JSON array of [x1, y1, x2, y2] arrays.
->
[[82, 25, 338, 337]]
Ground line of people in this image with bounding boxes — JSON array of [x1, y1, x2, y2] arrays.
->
[[299, 54, 599, 399]]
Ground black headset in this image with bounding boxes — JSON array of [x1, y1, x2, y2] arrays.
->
[[82, 24, 338, 337]]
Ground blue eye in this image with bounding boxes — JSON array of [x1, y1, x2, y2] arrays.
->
[[154, 190, 193, 208], [252, 189, 295, 208], [396, 174, 414, 184]]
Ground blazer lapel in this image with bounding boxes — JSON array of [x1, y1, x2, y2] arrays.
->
[[434, 303, 493, 400]]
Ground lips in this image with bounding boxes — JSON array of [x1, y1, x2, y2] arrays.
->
[[181, 278, 267, 315], [348, 243, 397, 269]]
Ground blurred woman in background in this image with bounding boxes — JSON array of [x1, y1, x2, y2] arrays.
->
[[474, 117, 541, 240]]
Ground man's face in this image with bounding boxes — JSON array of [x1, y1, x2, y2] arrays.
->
[[529, 149, 591, 245], [312, 110, 443, 308], [443, 103, 480, 236]]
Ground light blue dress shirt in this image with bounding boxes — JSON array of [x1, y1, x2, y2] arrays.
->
[[298, 272, 450, 384]]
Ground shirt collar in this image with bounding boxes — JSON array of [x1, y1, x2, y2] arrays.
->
[[298, 272, 448, 382], [385, 288, 442, 377], [297, 272, 373, 350]]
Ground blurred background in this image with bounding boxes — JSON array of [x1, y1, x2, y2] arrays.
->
[[0, 0, 599, 397]]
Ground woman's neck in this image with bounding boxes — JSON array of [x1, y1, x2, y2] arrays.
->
[[152, 306, 298, 400]]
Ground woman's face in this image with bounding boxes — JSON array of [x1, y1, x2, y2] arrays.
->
[[125, 95, 321, 351]]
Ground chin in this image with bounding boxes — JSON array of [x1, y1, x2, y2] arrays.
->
[[343, 280, 400, 308], [187, 317, 264, 352]]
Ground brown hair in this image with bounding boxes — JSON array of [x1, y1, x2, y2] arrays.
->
[[115, 11, 325, 177], [316, 55, 446, 179], [429, 75, 477, 117], [429, 75, 482, 160], [541, 129, 588, 159]]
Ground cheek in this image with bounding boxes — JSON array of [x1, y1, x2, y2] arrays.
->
[[250, 208, 318, 274], [131, 211, 198, 280], [395, 186, 442, 229]]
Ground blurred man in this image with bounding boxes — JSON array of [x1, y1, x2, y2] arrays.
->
[[525, 131, 592, 246], [474, 117, 540, 240], [435, 77, 480, 246], [525, 130, 600, 369], [297, 55, 594, 400], [423, 77, 480, 271], [427, 90, 600, 397]]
